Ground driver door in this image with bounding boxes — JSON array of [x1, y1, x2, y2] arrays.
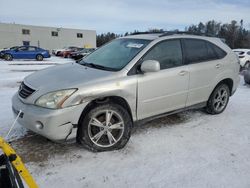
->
[[137, 39, 189, 120]]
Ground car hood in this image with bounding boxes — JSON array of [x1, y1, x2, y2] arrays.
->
[[24, 62, 115, 92]]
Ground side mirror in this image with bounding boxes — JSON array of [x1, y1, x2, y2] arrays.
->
[[141, 60, 160, 73]]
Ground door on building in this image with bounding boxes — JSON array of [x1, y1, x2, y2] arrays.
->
[[22, 41, 30, 46]]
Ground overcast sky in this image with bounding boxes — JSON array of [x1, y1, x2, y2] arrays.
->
[[1, 0, 250, 34]]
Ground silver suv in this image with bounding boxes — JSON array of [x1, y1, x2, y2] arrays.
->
[[12, 33, 240, 151]]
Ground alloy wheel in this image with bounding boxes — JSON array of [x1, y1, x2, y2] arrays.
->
[[88, 110, 125, 148], [213, 87, 228, 112]]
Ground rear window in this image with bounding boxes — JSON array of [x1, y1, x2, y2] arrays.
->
[[183, 39, 227, 64]]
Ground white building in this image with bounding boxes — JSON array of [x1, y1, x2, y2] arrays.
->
[[0, 23, 96, 51]]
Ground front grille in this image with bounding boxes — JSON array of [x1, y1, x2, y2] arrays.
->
[[18, 82, 35, 99]]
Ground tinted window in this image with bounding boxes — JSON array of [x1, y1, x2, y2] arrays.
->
[[211, 43, 227, 59], [184, 39, 208, 63], [184, 39, 227, 63], [142, 40, 183, 70], [206, 42, 218, 60]]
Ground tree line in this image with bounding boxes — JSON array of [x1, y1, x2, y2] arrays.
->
[[97, 20, 250, 49]]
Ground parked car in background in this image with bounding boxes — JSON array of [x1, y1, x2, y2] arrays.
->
[[61, 47, 83, 58], [1, 46, 50, 61], [233, 49, 250, 69], [12, 33, 240, 152], [71, 48, 96, 60], [52, 46, 79, 56]]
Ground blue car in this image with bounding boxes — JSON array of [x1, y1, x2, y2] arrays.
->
[[2, 46, 50, 61]]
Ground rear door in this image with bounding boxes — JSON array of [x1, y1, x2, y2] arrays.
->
[[26, 47, 37, 59], [137, 39, 189, 120], [183, 38, 227, 106]]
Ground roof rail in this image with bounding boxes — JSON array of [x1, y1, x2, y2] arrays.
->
[[159, 31, 218, 37], [130, 31, 165, 35], [159, 31, 199, 37]]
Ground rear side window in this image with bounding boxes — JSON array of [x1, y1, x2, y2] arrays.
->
[[142, 39, 183, 70], [183, 39, 227, 64], [211, 43, 227, 59]]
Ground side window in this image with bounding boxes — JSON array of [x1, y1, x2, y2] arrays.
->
[[183, 39, 208, 63], [18, 46, 28, 51], [183, 39, 227, 64], [142, 40, 183, 70], [247, 51, 250, 55], [206, 42, 218, 60], [28, 47, 36, 51], [209, 42, 227, 59]]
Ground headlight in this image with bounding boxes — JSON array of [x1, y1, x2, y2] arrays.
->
[[35, 89, 77, 109]]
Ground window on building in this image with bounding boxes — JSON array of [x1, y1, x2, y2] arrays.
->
[[51, 31, 58, 37], [22, 41, 30, 46], [77, 33, 83, 38], [22, 29, 30, 35]]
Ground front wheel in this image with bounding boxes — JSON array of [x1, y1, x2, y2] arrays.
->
[[77, 103, 132, 152], [206, 84, 230, 114], [4, 54, 13, 61]]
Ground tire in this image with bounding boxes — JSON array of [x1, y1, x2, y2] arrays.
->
[[36, 54, 43, 61], [77, 103, 132, 152], [244, 61, 250, 70], [244, 69, 250, 84], [4, 54, 13, 61], [206, 83, 230, 114]]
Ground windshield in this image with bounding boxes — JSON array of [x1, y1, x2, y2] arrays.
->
[[80, 38, 151, 71]]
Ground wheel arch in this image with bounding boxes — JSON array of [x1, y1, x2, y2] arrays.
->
[[77, 96, 133, 128], [212, 78, 234, 96]]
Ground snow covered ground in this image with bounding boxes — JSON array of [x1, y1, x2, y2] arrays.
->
[[0, 57, 250, 188]]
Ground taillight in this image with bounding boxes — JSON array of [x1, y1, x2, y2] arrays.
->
[[239, 56, 245, 58]]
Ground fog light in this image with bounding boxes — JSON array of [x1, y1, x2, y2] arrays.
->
[[35, 121, 44, 129]]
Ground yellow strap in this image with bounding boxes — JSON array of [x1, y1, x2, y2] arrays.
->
[[0, 137, 39, 188]]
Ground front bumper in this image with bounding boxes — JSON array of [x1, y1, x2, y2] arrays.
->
[[12, 93, 87, 142]]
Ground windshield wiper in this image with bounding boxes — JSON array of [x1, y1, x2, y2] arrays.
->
[[79, 61, 117, 71]]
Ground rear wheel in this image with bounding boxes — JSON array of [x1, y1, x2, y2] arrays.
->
[[4, 54, 13, 61], [206, 84, 230, 114], [36, 54, 43, 61], [77, 103, 132, 152]]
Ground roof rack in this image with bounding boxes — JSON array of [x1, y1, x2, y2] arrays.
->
[[130, 31, 165, 35], [129, 31, 217, 37], [159, 31, 218, 37], [159, 31, 201, 37]]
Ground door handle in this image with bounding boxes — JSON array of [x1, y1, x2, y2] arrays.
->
[[215, 64, 221, 68], [179, 70, 188, 76]]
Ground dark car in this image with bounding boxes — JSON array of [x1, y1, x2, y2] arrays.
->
[[71, 48, 96, 60], [2, 46, 50, 61]]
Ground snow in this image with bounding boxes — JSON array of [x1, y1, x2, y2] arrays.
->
[[0, 57, 250, 188]]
